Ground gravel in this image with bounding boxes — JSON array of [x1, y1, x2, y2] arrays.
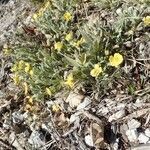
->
[[0, 0, 35, 47]]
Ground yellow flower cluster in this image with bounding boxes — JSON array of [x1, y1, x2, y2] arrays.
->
[[90, 64, 103, 78], [18, 60, 24, 70], [65, 73, 74, 88], [25, 63, 31, 73], [63, 12, 72, 22], [54, 42, 63, 52], [109, 53, 123, 68], [143, 16, 150, 26], [24, 63, 34, 76], [90, 53, 123, 78], [11, 60, 34, 86], [16, 61, 33, 76], [54, 34, 86, 52]]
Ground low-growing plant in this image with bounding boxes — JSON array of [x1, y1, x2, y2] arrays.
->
[[10, 0, 149, 101]]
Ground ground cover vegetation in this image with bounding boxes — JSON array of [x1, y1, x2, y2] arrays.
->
[[8, 0, 149, 102]]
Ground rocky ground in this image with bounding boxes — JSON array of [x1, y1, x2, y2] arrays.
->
[[0, 0, 36, 46], [0, 0, 150, 150]]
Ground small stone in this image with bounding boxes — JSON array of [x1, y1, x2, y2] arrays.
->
[[101, 107, 109, 115], [138, 133, 149, 144], [113, 138, 119, 150], [126, 129, 138, 142], [145, 129, 150, 138], [120, 124, 129, 142], [65, 91, 84, 108], [23, 112, 28, 119], [3, 119, 11, 129], [69, 112, 81, 124], [85, 134, 94, 147], [9, 132, 24, 150], [12, 112, 24, 124], [109, 109, 125, 122], [28, 130, 45, 148], [116, 103, 126, 110], [128, 119, 141, 130], [77, 97, 91, 110], [135, 98, 142, 103]]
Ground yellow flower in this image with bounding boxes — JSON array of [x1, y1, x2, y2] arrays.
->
[[12, 74, 20, 85], [18, 60, 25, 70], [109, 53, 123, 68], [52, 104, 60, 112], [23, 82, 28, 95], [143, 16, 150, 26], [63, 12, 72, 22], [65, 32, 73, 41], [90, 64, 103, 77], [65, 73, 74, 88], [46, 87, 52, 96], [54, 42, 63, 52], [25, 63, 31, 73]]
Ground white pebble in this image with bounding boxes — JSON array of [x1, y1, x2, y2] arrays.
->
[[138, 133, 149, 144], [109, 109, 125, 122], [126, 129, 138, 142], [116, 103, 126, 110], [69, 112, 80, 124], [145, 128, 150, 138], [101, 107, 109, 115], [128, 119, 141, 130], [85, 134, 94, 147], [77, 97, 91, 110]]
